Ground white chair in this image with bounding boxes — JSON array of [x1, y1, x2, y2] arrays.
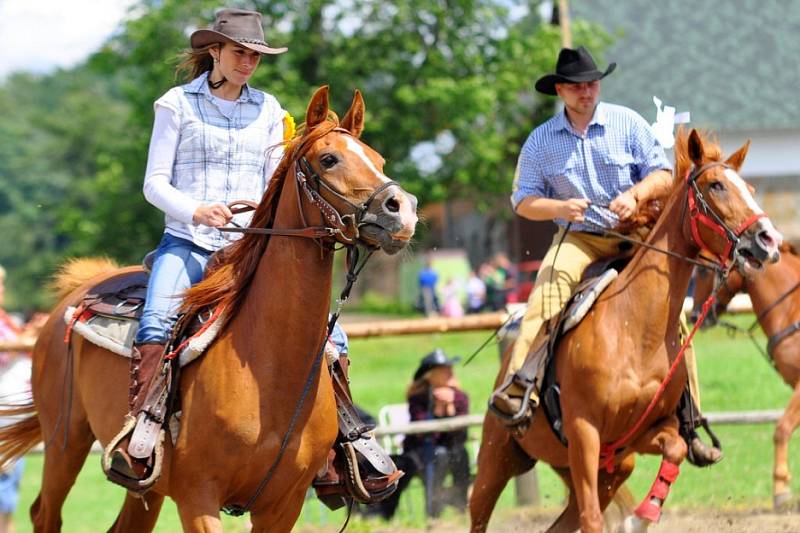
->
[[377, 402, 410, 455]]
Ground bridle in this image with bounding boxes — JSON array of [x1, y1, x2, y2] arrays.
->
[[219, 127, 400, 248], [218, 124, 403, 518], [686, 162, 766, 268]]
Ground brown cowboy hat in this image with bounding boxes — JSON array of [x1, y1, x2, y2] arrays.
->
[[190, 8, 287, 55], [534, 46, 616, 96]]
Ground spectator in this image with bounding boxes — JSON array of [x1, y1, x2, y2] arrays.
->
[[416, 258, 440, 316], [465, 270, 486, 314], [0, 265, 33, 533], [376, 349, 471, 519], [441, 277, 464, 318]]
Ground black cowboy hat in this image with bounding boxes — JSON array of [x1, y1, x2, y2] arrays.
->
[[413, 348, 461, 381], [534, 46, 616, 96], [190, 8, 287, 55]]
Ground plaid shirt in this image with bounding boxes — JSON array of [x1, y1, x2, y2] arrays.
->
[[156, 72, 285, 250], [511, 102, 671, 232]]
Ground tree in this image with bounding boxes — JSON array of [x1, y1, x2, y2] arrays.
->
[[0, 0, 610, 310]]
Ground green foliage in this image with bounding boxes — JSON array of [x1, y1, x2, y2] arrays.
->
[[0, 0, 611, 311]]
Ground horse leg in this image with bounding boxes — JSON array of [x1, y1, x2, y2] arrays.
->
[[599, 455, 636, 532], [250, 487, 307, 533], [30, 421, 94, 532], [107, 492, 165, 533], [546, 466, 580, 533], [469, 416, 536, 532], [174, 490, 223, 533], [773, 381, 800, 510], [623, 419, 687, 532], [565, 419, 604, 533], [546, 457, 635, 533]]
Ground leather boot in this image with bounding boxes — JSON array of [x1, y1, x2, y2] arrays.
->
[[109, 342, 166, 480], [313, 352, 403, 507], [488, 334, 549, 426], [677, 385, 723, 467]]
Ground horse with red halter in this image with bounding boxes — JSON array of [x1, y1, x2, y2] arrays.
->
[[0, 86, 417, 532], [469, 128, 782, 533], [693, 242, 800, 510]]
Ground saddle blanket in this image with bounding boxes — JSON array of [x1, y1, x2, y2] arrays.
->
[[63, 306, 223, 368]]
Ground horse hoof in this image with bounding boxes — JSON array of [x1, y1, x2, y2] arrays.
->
[[617, 515, 650, 533], [773, 491, 793, 512]]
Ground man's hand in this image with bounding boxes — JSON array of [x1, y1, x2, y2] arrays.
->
[[609, 191, 637, 220], [559, 198, 591, 223], [193, 203, 233, 227]]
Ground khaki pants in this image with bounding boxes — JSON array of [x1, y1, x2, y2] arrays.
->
[[506, 227, 702, 408]]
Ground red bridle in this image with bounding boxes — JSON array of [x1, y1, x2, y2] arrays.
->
[[686, 162, 766, 267]]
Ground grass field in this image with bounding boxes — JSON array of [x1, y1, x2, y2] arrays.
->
[[12, 314, 800, 531]]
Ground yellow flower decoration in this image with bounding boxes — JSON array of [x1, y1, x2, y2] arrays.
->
[[283, 112, 296, 142]]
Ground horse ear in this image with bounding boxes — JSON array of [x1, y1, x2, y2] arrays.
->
[[688, 129, 705, 165], [724, 139, 751, 172], [306, 85, 330, 128], [341, 90, 365, 138]]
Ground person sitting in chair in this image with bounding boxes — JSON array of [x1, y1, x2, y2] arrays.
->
[[377, 349, 471, 519]]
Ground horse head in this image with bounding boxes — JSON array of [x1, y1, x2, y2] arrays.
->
[[681, 128, 782, 277], [293, 86, 417, 254]]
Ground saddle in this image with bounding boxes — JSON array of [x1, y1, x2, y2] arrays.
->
[[492, 255, 630, 434], [69, 252, 400, 499]]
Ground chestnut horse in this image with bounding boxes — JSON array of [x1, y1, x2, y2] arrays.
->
[[692, 243, 800, 510], [0, 86, 417, 532], [470, 129, 783, 533]]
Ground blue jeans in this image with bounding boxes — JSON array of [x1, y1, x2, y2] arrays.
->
[[136, 233, 351, 353], [136, 233, 212, 344]]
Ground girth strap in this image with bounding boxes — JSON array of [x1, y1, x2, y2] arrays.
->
[[767, 321, 800, 356]]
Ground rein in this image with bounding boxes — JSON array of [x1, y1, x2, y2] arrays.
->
[[221, 245, 374, 517], [598, 293, 716, 473], [218, 129, 384, 517], [594, 162, 762, 472]]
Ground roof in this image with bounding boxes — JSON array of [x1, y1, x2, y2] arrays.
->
[[571, 0, 800, 132]]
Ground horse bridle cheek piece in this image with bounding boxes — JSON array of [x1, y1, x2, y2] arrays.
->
[[295, 153, 399, 248], [686, 162, 766, 268]]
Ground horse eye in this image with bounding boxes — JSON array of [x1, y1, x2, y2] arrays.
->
[[320, 154, 338, 169], [708, 181, 726, 193]]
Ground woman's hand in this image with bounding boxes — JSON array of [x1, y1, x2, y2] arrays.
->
[[432, 386, 455, 404], [193, 203, 233, 227]]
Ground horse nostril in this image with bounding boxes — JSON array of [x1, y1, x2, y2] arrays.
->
[[757, 230, 774, 249], [384, 196, 400, 213]]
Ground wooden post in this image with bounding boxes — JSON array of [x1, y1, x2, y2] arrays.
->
[[559, 0, 572, 48]]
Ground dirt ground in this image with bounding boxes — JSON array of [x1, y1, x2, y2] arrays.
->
[[311, 506, 800, 532]]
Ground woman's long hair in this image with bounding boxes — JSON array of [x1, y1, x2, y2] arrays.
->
[[406, 375, 430, 400], [175, 43, 220, 82]]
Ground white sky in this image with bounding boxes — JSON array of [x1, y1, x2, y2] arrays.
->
[[0, 0, 136, 79]]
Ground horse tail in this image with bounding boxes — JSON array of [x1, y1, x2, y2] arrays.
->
[[0, 401, 42, 467], [49, 257, 120, 300]]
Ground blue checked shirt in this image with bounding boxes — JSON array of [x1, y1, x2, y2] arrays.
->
[[511, 102, 671, 232]]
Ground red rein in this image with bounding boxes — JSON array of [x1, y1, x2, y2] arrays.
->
[[598, 293, 716, 473]]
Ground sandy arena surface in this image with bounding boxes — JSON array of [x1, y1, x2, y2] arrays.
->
[[299, 505, 800, 532]]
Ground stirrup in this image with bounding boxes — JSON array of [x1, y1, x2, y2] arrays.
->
[[488, 377, 538, 427], [102, 414, 166, 492]]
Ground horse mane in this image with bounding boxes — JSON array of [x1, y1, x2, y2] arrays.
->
[[616, 128, 726, 237], [180, 112, 340, 323], [50, 257, 120, 300], [673, 127, 723, 187]]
